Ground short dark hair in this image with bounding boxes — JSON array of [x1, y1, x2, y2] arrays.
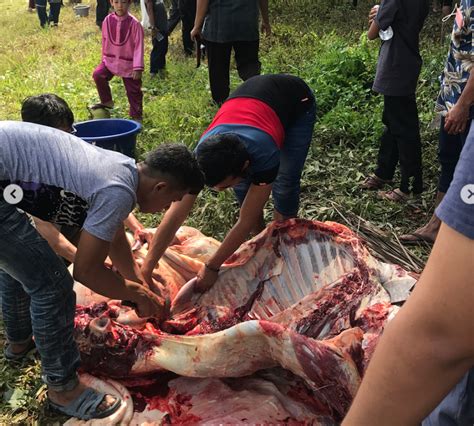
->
[[21, 94, 74, 130], [144, 143, 204, 194], [196, 134, 250, 187]]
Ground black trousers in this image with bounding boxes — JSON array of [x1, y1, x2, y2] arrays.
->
[[96, 0, 110, 28], [205, 39, 261, 105], [167, 0, 195, 54], [375, 94, 423, 194], [150, 32, 169, 72], [167, 0, 180, 33]]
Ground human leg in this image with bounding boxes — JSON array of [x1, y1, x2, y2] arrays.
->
[[272, 101, 317, 218], [0, 270, 33, 355], [374, 95, 400, 184], [205, 40, 232, 105], [48, 1, 61, 25], [35, 0, 48, 27], [167, 0, 180, 35], [150, 33, 169, 73], [400, 117, 469, 244], [0, 201, 78, 389], [0, 201, 120, 418], [123, 77, 143, 120], [179, 0, 196, 55], [96, 0, 110, 28], [92, 63, 115, 107], [389, 95, 423, 194], [234, 40, 261, 81]]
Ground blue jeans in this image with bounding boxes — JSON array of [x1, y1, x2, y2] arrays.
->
[[422, 368, 474, 426], [234, 100, 317, 217], [0, 201, 79, 391]]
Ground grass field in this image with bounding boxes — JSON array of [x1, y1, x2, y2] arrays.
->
[[0, 0, 451, 422]]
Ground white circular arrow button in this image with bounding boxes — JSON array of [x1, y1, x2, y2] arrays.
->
[[3, 184, 24, 205], [460, 184, 474, 205]]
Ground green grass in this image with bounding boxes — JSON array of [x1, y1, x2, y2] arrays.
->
[[0, 0, 450, 422]]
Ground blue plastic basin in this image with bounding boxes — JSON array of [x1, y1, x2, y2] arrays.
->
[[74, 119, 141, 158]]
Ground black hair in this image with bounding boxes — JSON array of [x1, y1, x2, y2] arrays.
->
[[21, 94, 74, 130], [195, 134, 250, 187], [144, 143, 204, 194]]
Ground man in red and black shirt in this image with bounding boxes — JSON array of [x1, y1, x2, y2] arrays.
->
[[142, 74, 316, 292]]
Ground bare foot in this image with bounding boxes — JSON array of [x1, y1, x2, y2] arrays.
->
[[49, 378, 117, 413], [400, 215, 441, 244]]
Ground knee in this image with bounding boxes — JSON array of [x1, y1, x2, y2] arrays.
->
[[92, 68, 105, 81], [238, 61, 261, 81]]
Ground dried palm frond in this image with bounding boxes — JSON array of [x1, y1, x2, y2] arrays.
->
[[331, 203, 426, 273]]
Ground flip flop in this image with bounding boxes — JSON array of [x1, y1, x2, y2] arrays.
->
[[49, 388, 121, 420], [378, 188, 411, 203], [399, 232, 435, 246], [360, 174, 392, 190], [4, 339, 36, 363]]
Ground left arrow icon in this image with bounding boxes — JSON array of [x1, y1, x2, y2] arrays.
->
[[3, 184, 24, 205]]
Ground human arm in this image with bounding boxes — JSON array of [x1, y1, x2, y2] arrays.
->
[[33, 217, 76, 263], [258, 0, 271, 35], [108, 225, 142, 282], [195, 184, 272, 292], [444, 70, 474, 135], [132, 20, 145, 76], [124, 212, 154, 246], [368, 0, 397, 41], [74, 230, 165, 318], [367, 8, 380, 40], [145, 0, 155, 29], [141, 194, 198, 285], [191, 0, 209, 40], [342, 223, 474, 425]]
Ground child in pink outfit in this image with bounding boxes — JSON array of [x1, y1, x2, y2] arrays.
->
[[93, 0, 144, 120]]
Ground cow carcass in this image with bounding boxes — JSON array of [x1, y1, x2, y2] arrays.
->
[[71, 219, 415, 425]]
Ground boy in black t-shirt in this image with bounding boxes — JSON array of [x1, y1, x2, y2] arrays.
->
[[361, 0, 429, 202]]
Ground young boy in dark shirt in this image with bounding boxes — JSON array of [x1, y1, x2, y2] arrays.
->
[[361, 0, 429, 202]]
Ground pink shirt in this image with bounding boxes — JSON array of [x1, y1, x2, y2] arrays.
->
[[101, 12, 144, 78]]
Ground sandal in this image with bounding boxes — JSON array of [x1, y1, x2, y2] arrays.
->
[[360, 174, 392, 190], [49, 388, 121, 420], [378, 188, 411, 203], [4, 339, 36, 363]]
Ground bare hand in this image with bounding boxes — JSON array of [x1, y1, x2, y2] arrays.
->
[[134, 228, 154, 247], [151, 27, 158, 39], [128, 282, 167, 319], [444, 102, 470, 135], [132, 70, 142, 81], [190, 26, 201, 41], [195, 264, 219, 293], [368, 6, 378, 25], [261, 21, 271, 36]]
